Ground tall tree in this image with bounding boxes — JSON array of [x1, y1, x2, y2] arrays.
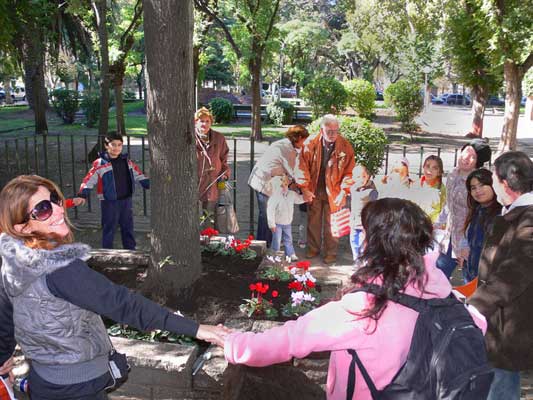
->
[[443, 0, 501, 137], [144, 0, 201, 295], [108, 0, 143, 135], [92, 0, 111, 137], [195, 0, 281, 141], [476, 0, 533, 152]]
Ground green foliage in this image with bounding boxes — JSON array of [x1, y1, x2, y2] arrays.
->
[[208, 97, 234, 123], [80, 91, 100, 128], [301, 77, 347, 118], [123, 90, 136, 101], [107, 323, 195, 344], [523, 69, 533, 98], [384, 80, 423, 132], [239, 297, 279, 319], [344, 79, 375, 120], [50, 89, 79, 124], [308, 115, 388, 176], [266, 101, 294, 125], [201, 241, 257, 261], [257, 265, 292, 281], [281, 297, 320, 317]]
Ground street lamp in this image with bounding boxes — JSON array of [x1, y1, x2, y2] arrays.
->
[[422, 66, 432, 112]]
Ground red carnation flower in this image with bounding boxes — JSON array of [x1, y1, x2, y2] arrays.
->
[[249, 284, 257, 292], [296, 261, 311, 270], [271, 290, 279, 298]]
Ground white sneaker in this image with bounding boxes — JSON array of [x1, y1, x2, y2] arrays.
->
[[290, 254, 299, 261]]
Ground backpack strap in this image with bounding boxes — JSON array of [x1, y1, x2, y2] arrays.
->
[[346, 349, 380, 400]]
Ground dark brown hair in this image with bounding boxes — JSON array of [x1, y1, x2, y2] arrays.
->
[[423, 155, 444, 189], [0, 175, 73, 249], [348, 198, 433, 326], [463, 168, 502, 233]]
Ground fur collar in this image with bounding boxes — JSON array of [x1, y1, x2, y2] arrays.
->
[[0, 233, 91, 297]]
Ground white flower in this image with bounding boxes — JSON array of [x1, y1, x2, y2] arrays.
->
[[305, 272, 316, 283], [274, 256, 282, 263], [285, 255, 291, 263], [290, 267, 298, 275], [291, 291, 305, 306], [303, 293, 315, 302], [295, 274, 307, 283]]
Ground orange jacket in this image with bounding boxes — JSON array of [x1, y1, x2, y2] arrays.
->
[[296, 134, 355, 212]]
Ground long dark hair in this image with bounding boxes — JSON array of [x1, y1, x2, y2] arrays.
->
[[349, 198, 433, 323], [464, 168, 502, 233], [422, 155, 444, 189]]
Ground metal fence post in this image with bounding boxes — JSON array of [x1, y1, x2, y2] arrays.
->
[[249, 136, 255, 235]]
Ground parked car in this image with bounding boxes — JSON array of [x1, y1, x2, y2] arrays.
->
[[0, 90, 5, 102], [521, 96, 527, 107], [445, 94, 470, 105], [375, 90, 384, 101], [486, 96, 505, 106], [11, 86, 25, 102], [280, 87, 297, 97], [431, 94, 444, 104]]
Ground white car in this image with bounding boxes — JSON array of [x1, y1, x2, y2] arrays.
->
[[11, 87, 26, 101]]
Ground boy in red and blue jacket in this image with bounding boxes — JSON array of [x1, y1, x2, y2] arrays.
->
[[78, 132, 149, 249]]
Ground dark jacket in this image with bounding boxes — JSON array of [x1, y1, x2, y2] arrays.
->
[[468, 204, 533, 371], [79, 152, 150, 201]]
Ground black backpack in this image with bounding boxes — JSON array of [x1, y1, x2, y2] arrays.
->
[[346, 284, 493, 400]]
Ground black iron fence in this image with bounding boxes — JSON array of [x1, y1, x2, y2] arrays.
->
[[0, 132, 489, 234]]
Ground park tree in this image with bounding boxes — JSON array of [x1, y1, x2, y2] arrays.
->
[[108, 0, 143, 135], [195, 0, 281, 141], [144, 0, 202, 296], [442, 0, 502, 137], [474, 0, 533, 152], [91, 0, 111, 137]]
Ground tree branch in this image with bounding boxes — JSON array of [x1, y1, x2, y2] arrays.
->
[[522, 51, 533, 73], [119, 0, 143, 53], [194, 0, 242, 58], [258, 0, 280, 54]]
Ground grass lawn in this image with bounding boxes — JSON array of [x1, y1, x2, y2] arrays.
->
[[0, 100, 289, 140]]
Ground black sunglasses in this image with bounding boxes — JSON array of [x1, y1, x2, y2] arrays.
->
[[23, 190, 63, 223]]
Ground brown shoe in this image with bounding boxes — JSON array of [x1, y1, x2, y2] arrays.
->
[[305, 249, 320, 258], [323, 255, 337, 265]]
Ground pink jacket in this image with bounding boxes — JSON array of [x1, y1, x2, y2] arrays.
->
[[224, 251, 487, 400]]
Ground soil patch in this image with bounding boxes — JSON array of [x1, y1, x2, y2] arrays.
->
[[93, 253, 303, 325]]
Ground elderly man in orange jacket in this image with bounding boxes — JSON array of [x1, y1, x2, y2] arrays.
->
[[296, 114, 355, 264]]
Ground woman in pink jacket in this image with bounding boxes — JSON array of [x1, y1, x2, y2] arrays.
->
[[224, 198, 486, 399]]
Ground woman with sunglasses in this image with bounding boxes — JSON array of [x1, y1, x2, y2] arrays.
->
[[0, 175, 229, 399]]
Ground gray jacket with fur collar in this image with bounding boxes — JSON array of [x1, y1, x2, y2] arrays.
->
[[0, 233, 111, 384]]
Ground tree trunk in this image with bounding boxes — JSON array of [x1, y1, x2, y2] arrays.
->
[[250, 55, 263, 141], [22, 24, 48, 134], [112, 63, 126, 136], [93, 0, 110, 137], [144, 0, 201, 298], [498, 61, 523, 153], [3, 79, 13, 105], [469, 84, 488, 137]]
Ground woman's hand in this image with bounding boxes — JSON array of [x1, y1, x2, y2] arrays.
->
[[196, 324, 233, 347], [0, 357, 14, 384]]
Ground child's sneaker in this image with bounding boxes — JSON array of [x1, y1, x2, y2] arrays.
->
[[290, 254, 299, 262]]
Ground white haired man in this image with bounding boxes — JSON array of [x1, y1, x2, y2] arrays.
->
[[295, 115, 355, 264]]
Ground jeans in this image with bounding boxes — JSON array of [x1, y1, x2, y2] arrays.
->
[[101, 198, 136, 250], [436, 242, 458, 278], [272, 224, 295, 257], [487, 368, 521, 400], [350, 228, 364, 261], [256, 191, 272, 247]]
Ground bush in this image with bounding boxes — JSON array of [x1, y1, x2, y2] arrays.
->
[[50, 89, 79, 124], [344, 79, 375, 120], [123, 89, 137, 101], [209, 97, 234, 123], [301, 77, 347, 119], [308, 116, 388, 176], [80, 91, 100, 128], [384, 80, 423, 131], [266, 101, 295, 125]]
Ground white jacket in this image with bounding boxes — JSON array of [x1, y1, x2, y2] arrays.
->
[[248, 138, 300, 196], [267, 190, 305, 228]]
